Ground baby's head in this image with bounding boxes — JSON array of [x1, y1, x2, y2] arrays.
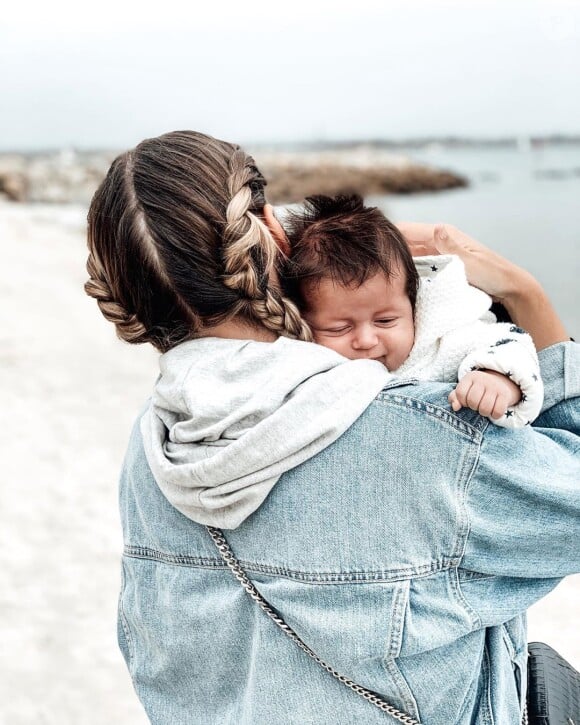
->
[[285, 195, 419, 371]]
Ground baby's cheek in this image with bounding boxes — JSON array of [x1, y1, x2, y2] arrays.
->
[[312, 332, 332, 348], [314, 335, 351, 358], [323, 339, 341, 354]]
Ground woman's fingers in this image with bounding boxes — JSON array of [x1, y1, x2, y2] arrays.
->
[[396, 222, 437, 244], [434, 225, 517, 300], [397, 222, 440, 256], [400, 221, 514, 298], [432, 224, 476, 256], [407, 243, 433, 257], [397, 222, 474, 257]]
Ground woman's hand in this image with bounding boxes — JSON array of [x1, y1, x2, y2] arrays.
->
[[397, 222, 569, 351], [397, 222, 535, 302]]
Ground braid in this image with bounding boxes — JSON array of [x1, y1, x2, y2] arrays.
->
[[223, 151, 276, 297], [248, 288, 313, 341], [86, 131, 312, 350], [85, 148, 202, 352], [84, 253, 149, 344], [222, 150, 313, 342]]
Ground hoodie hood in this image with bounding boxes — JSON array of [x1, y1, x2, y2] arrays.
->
[[141, 336, 391, 529]]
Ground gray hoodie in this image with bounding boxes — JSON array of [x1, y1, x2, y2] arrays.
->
[[141, 336, 391, 529]]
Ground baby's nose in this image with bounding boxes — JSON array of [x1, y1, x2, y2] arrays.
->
[[352, 327, 379, 350]]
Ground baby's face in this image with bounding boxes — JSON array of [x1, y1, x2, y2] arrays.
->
[[303, 269, 415, 372]]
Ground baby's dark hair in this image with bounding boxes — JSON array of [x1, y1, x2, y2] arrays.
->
[[283, 194, 419, 313]]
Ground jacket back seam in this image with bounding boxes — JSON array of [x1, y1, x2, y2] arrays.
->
[[123, 545, 461, 583]]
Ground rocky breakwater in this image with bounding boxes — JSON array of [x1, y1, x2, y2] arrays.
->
[[0, 145, 467, 205], [254, 145, 468, 203], [0, 150, 117, 204]]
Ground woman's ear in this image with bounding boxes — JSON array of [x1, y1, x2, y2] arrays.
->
[[263, 204, 291, 257]]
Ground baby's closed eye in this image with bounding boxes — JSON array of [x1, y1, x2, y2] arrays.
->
[[316, 325, 351, 336]]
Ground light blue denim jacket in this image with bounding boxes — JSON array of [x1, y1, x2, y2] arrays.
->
[[118, 342, 580, 725]]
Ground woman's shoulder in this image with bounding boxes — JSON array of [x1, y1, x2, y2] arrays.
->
[[373, 378, 487, 435]]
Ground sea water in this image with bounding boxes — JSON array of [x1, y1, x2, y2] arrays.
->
[[380, 145, 580, 338]]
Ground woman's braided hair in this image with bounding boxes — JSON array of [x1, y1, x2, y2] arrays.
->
[[222, 150, 311, 341], [85, 130, 311, 352]]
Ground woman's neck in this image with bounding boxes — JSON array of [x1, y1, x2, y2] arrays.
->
[[199, 316, 278, 343]]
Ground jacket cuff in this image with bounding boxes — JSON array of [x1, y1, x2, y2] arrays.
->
[[538, 341, 580, 411]]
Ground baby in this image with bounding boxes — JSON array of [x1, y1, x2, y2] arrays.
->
[[283, 195, 543, 428]]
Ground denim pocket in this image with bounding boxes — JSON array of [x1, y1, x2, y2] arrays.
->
[[250, 575, 420, 721]]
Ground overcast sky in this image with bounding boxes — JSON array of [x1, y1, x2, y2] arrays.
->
[[2, 0, 579, 150]]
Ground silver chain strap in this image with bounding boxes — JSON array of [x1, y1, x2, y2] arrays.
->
[[206, 526, 422, 725]]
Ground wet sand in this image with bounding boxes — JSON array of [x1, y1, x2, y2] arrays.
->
[[1, 202, 577, 724]]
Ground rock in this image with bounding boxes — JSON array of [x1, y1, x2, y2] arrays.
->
[[254, 147, 467, 203], [257, 161, 467, 204], [0, 150, 118, 205], [0, 172, 28, 202], [0, 146, 467, 206]]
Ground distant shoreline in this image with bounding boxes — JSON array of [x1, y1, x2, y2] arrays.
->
[[0, 147, 468, 205], [252, 134, 580, 153], [2, 134, 580, 157], [2, 135, 579, 204]]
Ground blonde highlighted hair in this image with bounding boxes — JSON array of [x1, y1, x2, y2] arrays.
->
[[85, 131, 311, 352]]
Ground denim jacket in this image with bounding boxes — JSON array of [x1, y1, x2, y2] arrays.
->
[[118, 342, 580, 724]]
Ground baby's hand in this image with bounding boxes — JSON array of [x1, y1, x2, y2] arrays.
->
[[448, 370, 521, 419]]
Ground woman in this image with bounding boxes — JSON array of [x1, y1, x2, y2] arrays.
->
[[85, 130, 580, 724]]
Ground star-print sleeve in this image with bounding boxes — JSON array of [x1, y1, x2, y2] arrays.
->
[[457, 323, 544, 429]]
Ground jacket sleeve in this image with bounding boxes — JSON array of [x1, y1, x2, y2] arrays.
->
[[457, 322, 543, 429], [460, 342, 580, 580]]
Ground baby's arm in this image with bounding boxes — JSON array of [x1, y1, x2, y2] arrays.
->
[[453, 323, 544, 428]]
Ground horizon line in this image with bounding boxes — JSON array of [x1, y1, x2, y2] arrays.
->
[[1, 132, 580, 155]]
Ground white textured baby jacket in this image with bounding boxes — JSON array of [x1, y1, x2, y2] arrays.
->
[[394, 254, 543, 428]]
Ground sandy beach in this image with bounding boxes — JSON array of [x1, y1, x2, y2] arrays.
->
[[1, 202, 578, 725]]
